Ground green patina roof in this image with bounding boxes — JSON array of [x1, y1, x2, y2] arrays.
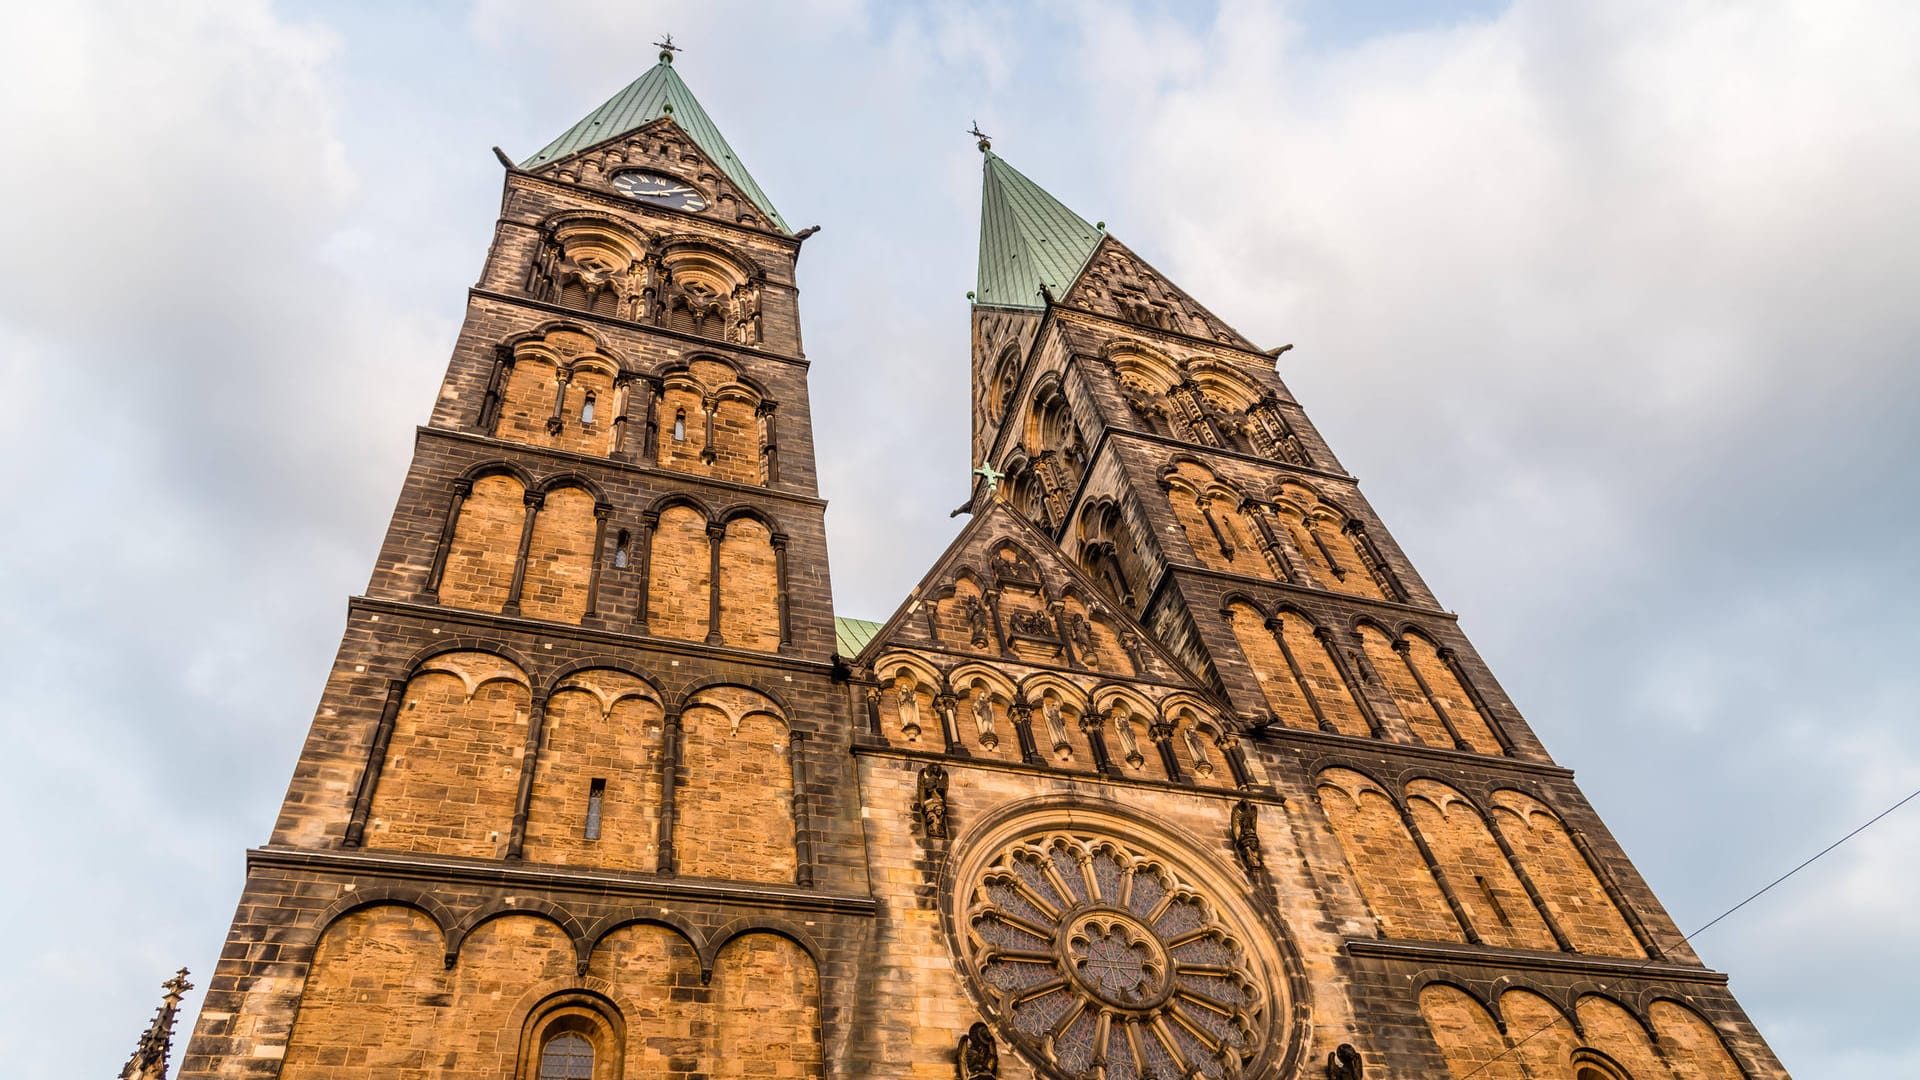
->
[[975, 151, 1102, 310], [833, 617, 883, 658], [522, 59, 789, 232]]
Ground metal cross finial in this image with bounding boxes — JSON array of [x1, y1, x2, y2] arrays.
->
[[655, 33, 681, 63], [973, 460, 1006, 494], [969, 121, 992, 153]]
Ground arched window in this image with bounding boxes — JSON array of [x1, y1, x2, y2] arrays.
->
[[580, 392, 596, 424], [538, 1031, 594, 1078], [673, 408, 687, 441], [612, 528, 630, 569]]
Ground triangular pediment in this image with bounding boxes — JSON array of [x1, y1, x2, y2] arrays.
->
[[849, 501, 1205, 694], [1061, 236, 1254, 349], [522, 61, 788, 232], [527, 116, 782, 234]]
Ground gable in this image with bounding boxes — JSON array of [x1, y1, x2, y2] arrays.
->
[[526, 117, 782, 234], [1062, 237, 1255, 349], [851, 501, 1206, 694]]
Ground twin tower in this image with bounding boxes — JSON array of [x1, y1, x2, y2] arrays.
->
[[176, 52, 1788, 1080]]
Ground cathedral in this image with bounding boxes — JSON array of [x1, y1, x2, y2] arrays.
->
[[176, 49, 1789, 1079]]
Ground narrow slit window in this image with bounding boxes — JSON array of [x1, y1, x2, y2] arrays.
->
[[612, 529, 630, 569], [673, 408, 687, 441], [580, 392, 596, 424], [584, 778, 606, 840], [1476, 875, 1512, 926]]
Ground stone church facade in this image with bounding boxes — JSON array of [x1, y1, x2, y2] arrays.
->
[[177, 51, 1789, 1080]]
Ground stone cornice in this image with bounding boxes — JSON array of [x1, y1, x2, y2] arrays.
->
[[1251, 725, 1572, 779], [350, 595, 839, 674], [418, 426, 829, 509], [851, 743, 1283, 806], [248, 845, 878, 916], [1103, 426, 1355, 486], [1150, 563, 1458, 624], [466, 287, 812, 369], [1344, 938, 1726, 985]]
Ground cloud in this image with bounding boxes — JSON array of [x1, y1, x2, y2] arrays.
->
[[0, 2, 445, 1075], [1053, 0, 1920, 1070], [4, 1, 1914, 1076]]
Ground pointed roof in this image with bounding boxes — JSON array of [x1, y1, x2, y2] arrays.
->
[[976, 151, 1103, 310], [834, 616, 884, 657], [522, 58, 788, 232]]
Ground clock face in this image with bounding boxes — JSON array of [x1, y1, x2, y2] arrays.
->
[[610, 170, 708, 211]]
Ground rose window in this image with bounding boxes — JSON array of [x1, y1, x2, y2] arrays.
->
[[959, 833, 1270, 1079]]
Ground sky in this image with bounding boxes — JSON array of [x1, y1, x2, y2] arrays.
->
[[0, 1, 1915, 1076]]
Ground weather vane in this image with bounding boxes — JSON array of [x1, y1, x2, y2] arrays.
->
[[655, 33, 681, 63], [968, 121, 992, 153]]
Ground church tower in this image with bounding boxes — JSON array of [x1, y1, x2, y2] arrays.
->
[[175, 54, 1790, 1080], [824, 141, 1791, 1077], [181, 48, 859, 1078]]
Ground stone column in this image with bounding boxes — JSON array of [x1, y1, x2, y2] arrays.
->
[[342, 679, 407, 848], [500, 491, 544, 616], [423, 479, 471, 599]]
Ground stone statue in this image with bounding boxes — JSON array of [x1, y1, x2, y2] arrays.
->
[[971, 687, 999, 750], [963, 595, 992, 647], [1326, 1043, 1363, 1080], [1110, 706, 1145, 769], [1184, 725, 1215, 778], [1063, 611, 1093, 655], [894, 673, 922, 741], [1231, 799, 1264, 874], [917, 763, 950, 840], [956, 1022, 998, 1080], [1043, 696, 1072, 757]]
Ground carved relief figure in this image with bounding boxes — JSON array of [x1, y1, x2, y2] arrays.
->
[[1042, 694, 1072, 759], [1231, 799, 1264, 874], [917, 763, 950, 839], [894, 672, 922, 741], [1063, 611, 1093, 658], [1183, 720, 1215, 779], [1327, 1043, 1363, 1080], [963, 595, 992, 647], [970, 683, 999, 750], [956, 1022, 999, 1080], [1110, 703, 1145, 769], [1009, 609, 1056, 639]]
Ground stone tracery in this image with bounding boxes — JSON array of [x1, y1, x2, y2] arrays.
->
[[958, 831, 1272, 1080]]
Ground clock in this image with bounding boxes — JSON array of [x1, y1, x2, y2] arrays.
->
[[610, 170, 708, 211]]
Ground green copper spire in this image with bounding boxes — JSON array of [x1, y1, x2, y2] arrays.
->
[[975, 148, 1102, 310], [522, 55, 789, 232]]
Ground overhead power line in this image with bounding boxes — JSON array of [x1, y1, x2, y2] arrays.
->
[[1458, 784, 1920, 1079]]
